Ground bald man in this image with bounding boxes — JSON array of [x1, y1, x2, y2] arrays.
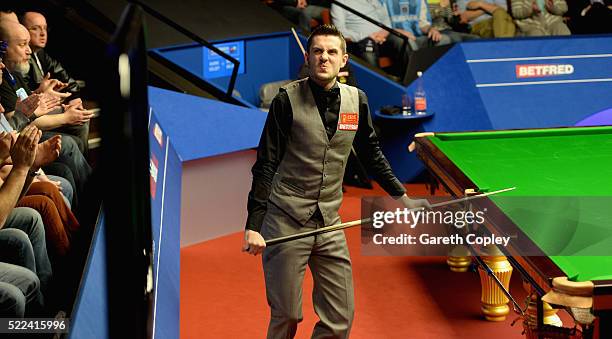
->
[[0, 20, 92, 204], [21, 12, 81, 97], [20, 12, 89, 154], [0, 20, 92, 152], [0, 10, 18, 23]]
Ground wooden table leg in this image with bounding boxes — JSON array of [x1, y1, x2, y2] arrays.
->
[[447, 245, 472, 272], [478, 246, 513, 321]]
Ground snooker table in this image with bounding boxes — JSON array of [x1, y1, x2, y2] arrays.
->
[[413, 126, 612, 337]]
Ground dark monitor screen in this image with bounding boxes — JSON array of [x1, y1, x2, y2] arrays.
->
[[100, 3, 154, 338]]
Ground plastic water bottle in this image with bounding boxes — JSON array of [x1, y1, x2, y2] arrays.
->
[[401, 94, 412, 116], [366, 39, 374, 53], [414, 71, 427, 115]]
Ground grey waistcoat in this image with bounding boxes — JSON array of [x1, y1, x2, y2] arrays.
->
[[268, 78, 360, 226]]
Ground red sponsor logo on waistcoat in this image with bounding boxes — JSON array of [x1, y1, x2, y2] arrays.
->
[[338, 112, 359, 131]]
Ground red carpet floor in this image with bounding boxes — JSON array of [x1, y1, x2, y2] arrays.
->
[[181, 184, 571, 338]]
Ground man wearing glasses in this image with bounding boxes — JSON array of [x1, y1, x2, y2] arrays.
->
[[19, 11, 90, 154], [20, 11, 81, 96]]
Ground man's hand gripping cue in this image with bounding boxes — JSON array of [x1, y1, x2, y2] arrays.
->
[[242, 229, 266, 256], [399, 193, 431, 210]]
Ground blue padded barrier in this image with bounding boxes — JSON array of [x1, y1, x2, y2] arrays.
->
[[148, 86, 267, 160], [69, 213, 109, 339]]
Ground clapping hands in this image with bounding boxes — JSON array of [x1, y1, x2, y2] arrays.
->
[[0, 131, 12, 163], [10, 125, 41, 171], [35, 73, 71, 100]]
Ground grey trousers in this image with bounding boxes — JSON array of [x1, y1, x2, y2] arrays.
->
[[261, 203, 354, 339], [4, 208, 53, 295], [0, 229, 43, 317], [0, 263, 41, 317]]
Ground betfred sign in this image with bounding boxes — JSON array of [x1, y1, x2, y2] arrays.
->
[[516, 64, 574, 78]]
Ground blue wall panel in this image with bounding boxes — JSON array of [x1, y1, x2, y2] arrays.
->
[[351, 61, 407, 111], [462, 36, 612, 129], [155, 43, 203, 79], [419, 44, 493, 132], [210, 36, 291, 106], [148, 86, 267, 160], [290, 35, 308, 79], [479, 82, 612, 129], [68, 213, 109, 339], [155, 33, 315, 108], [461, 36, 612, 60], [149, 108, 181, 339]]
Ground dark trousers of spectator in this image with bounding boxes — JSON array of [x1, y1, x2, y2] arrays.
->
[[441, 29, 480, 43], [350, 34, 412, 81], [53, 122, 90, 155], [0, 229, 45, 317], [41, 131, 92, 208]]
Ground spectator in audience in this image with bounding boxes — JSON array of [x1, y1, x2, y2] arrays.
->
[[21, 11, 90, 154], [565, 0, 612, 34], [268, 0, 330, 32], [383, 0, 452, 50], [0, 108, 73, 207], [0, 27, 92, 204], [0, 9, 18, 23], [453, 0, 516, 38], [332, 0, 413, 82], [0, 19, 92, 154], [0, 125, 53, 297], [21, 12, 82, 96], [18, 180, 80, 261], [430, 0, 481, 42], [511, 0, 570, 35], [0, 42, 74, 207], [1, 129, 79, 262], [0, 45, 80, 204], [0, 228, 44, 316]]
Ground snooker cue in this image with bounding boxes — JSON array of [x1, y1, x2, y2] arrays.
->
[[265, 187, 516, 246], [266, 218, 371, 246], [291, 28, 306, 56], [471, 254, 525, 315]]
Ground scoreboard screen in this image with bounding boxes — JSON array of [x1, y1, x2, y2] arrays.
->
[[203, 40, 245, 79]]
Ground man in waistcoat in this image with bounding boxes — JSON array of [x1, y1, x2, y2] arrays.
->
[[243, 24, 429, 339]]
